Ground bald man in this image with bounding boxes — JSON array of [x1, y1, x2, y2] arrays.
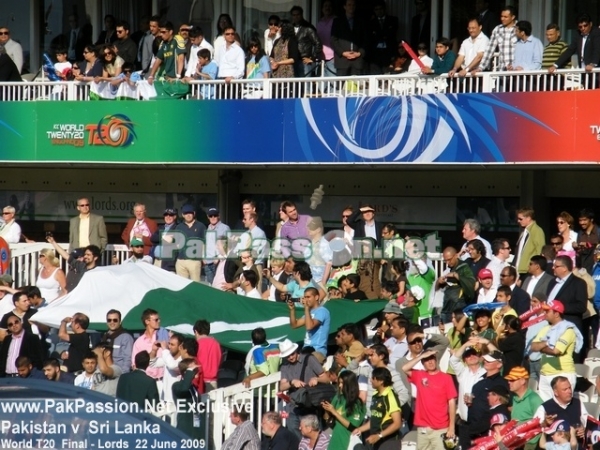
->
[[435, 247, 476, 322]]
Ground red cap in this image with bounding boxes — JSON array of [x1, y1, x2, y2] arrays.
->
[[542, 299, 565, 314], [478, 268, 493, 280]]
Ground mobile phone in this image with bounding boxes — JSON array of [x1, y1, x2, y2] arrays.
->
[[46, 231, 53, 238]]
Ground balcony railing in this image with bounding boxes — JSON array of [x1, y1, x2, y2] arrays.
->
[[1, 68, 598, 102]]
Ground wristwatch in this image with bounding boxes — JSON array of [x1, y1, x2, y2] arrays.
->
[[378, 433, 383, 439]]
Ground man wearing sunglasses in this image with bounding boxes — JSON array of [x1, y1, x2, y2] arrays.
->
[[101, 309, 133, 374], [114, 21, 137, 64], [550, 13, 600, 77], [0, 314, 44, 377], [150, 208, 179, 273], [122, 237, 153, 264], [0, 26, 23, 73], [69, 197, 108, 252]]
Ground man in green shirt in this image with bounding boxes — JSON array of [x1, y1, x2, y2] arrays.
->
[[542, 23, 568, 70], [147, 20, 186, 83], [505, 366, 543, 450]]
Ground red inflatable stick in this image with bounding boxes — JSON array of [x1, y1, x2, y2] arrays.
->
[[401, 41, 425, 69], [519, 305, 543, 322]]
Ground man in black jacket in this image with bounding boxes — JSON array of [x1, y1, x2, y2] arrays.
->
[[150, 208, 178, 272], [345, 204, 382, 247], [261, 411, 300, 450], [0, 315, 44, 377], [366, 1, 398, 74], [331, 0, 367, 76], [290, 6, 322, 78], [549, 13, 600, 88]]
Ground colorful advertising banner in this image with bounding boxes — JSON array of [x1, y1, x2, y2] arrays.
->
[[0, 90, 598, 164]]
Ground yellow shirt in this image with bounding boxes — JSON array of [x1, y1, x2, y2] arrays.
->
[[534, 325, 576, 376], [79, 216, 90, 247], [492, 306, 517, 334]]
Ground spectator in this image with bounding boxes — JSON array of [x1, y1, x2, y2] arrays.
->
[[542, 24, 568, 70], [436, 247, 476, 323], [58, 313, 93, 373], [147, 21, 186, 84], [242, 327, 281, 388], [304, 217, 333, 286], [366, 1, 398, 75], [101, 309, 133, 374], [386, 315, 408, 366], [549, 13, 600, 77], [0, 314, 44, 377], [68, 197, 108, 252], [422, 37, 456, 75], [522, 255, 554, 299], [574, 208, 600, 273], [500, 266, 531, 316], [17, 355, 46, 379], [260, 411, 300, 450], [407, 43, 433, 74], [487, 238, 512, 288], [121, 238, 153, 264], [213, 14, 241, 63], [95, 15, 117, 46], [448, 342, 486, 423], [132, 309, 165, 382], [514, 207, 546, 281], [491, 285, 517, 334], [334, 323, 364, 368], [150, 333, 183, 425], [0, 26, 23, 73], [264, 15, 281, 57], [215, 26, 245, 83], [448, 18, 490, 78], [403, 349, 457, 448], [0, 206, 22, 243], [71, 45, 104, 81], [505, 366, 543, 448], [388, 44, 411, 74], [316, 1, 336, 77], [496, 316, 526, 374], [475, 0, 499, 38], [410, 0, 431, 51], [221, 406, 260, 450], [36, 248, 66, 302], [539, 420, 578, 450], [92, 342, 122, 396], [52, 47, 72, 80], [525, 293, 548, 381], [172, 357, 201, 437], [555, 211, 578, 251], [477, 5, 518, 71], [202, 207, 230, 284], [288, 287, 330, 362], [487, 384, 511, 419], [267, 261, 325, 301], [290, 6, 322, 78], [174, 204, 206, 282], [331, 0, 366, 76], [280, 201, 310, 240], [114, 21, 138, 65], [121, 203, 158, 255], [48, 237, 100, 292], [345, 204, 382, 247], [43, 358, 75, 383], [139, 15, 160, 74], [459, 219, 493, 260], [465, 239, 491, 279], [150, 208, 178, 272], [239, 270, 261, 299], [508, 20, 543, 71], [476, 268, 497, 303], [352, 367, 402, 450], [116, 350, 160, 410], [0, 44, 21, 83], [193, 319, 222, 392], [298, 414, 330, 450], [531, 300, 579, 401], [0, 292, 36, 341], [270, 20, 299, 83]]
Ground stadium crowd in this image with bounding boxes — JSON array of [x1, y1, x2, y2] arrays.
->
[[1, 1, 599, 97], [3, 198, 600, 449]]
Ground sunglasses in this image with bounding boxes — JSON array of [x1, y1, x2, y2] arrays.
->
[[78, 203, 90, 207], [269, 22, 278, 26], [408, 337, 423, 345], [107, 318, 119, 323], [2, 212, 11, 215], [342, 214, 351, 218], [7, 321, 20, 326], [132, 245, 144, 248], [224, 32, 235, 36], [0, 32, 9, 36], [104, 52, 113, 56], [116, 30, 125, 34], [208, 214, 219, 218], [123, 70, 132, 74]]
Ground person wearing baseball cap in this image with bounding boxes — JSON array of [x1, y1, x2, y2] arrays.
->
[[539, 419, 577, 450], [149, 208, 179, 273], [486, 384, 510, 420], [122, 237, 153, 264], [448, 342, 485, 423], [173, 204, 207, 282], [476, 268, 497, 304], [204, 207, 230, 285], [530, 298, 579, 401], [505, 366, 543, 448]]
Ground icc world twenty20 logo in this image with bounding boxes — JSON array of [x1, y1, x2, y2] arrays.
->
[[46, 114, 137, 148]]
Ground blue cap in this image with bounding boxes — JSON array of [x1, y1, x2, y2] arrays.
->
[[181, 204, 195, 214]]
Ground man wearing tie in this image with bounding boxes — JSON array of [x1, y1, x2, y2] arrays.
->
[[475, 0, 499, 39], [514, 207, 545, 282], [366, 1, 398, 74], [67, 14, 89, 63], [331, 0, 367, 76]]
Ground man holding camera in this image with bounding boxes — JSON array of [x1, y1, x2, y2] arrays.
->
[[435, 247, 476, 323]]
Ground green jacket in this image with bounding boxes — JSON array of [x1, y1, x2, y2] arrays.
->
[[442, 261, 476, 314], [516, 222, 546, 274]]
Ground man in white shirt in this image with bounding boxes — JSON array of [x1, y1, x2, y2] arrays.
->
[[239, 270, 262, 299], [215, 26, 244, 83], [448, 18, 490, 78], [386, 315, 408, 366], [264, 15, 281, 56], [459, 218, 492, 260], [122, 238, 153, 264], [185, 27, 214, 77], [0, 206, 21, 244], [521, 255, 553, 298], [0, 27, 23, 73], [448, 342, 486, 422], [149, 333, 183, 426], [487, 238, 511, 288]]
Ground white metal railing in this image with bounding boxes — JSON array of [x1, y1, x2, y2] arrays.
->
[[208, 372, 282, 448], [8, 243, 130, 287], [1, 67, 598, 102]]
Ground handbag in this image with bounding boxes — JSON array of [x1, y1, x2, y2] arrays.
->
[[288, 355, 336, 409]]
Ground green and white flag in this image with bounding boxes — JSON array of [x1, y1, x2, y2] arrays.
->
[[32, 264, 385, 353]]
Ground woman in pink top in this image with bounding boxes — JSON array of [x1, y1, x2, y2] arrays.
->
[[316, 0, 336, 77]]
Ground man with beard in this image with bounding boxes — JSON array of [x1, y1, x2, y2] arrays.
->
[[101, 309, 133, 374]]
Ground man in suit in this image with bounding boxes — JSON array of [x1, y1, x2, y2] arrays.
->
[[69, 197, 108, 252], [66, 14, 92, 63], [116, 351, 160, 410], [331, 0, 367, 76], [121, 203, 158, 256], [345, 204, 382, 247], [410, 0, 431, 51], [546, 255, 588, 361], [475, 0, 499, 39], [366, 1, 398, 75], [549, 13, 600, 87], [521, 255, 554, 299], [0, 314, 44, 377], [499, 266, 530, 316], [514, 207, 545, 282]]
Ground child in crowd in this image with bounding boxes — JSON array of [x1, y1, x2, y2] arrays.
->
[[539, 420, 577, 450], [492, 286, 517, 335], [54, 47, 73, 80]]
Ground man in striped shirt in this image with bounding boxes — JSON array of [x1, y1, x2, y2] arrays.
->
[[542, 24, 568, 70]]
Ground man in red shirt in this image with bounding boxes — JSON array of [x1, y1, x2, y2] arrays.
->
[[193, 319, 222, 392], [402, 349, 457, 450]]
